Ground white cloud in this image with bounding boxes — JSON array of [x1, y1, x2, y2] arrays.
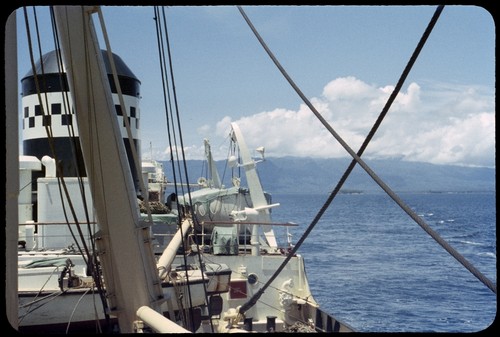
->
[[161, 144, 205, 161], [322, 76, 375, 101], [368, 81, 495, 167], [208, 77, 495, 167], [153, 77, 494, 167]]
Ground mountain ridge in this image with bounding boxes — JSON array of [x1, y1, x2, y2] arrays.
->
[[161, 157, 495, 194]]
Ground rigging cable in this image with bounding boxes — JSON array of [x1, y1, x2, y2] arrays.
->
[[66, 288, 92, 334], [25, 6, 116, 330], [50, 6, 111, 327], [18, 265, 61, 324], [153, 6, 190, 211], [97, 8, 153, 221], [50, 6, 111, 330], [236, 5, 495, 316], [154, 6, 213, 332], [48, 8, 109, 323], [25, 6, 99, 326], [49, 7, 92, 264], [153, 8, 197, 323], [96, 6, 162, 305], [23, 6, 92, 274], [160, 6, 214, 331]]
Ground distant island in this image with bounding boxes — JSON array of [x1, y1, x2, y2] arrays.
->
[[162, 157, 495, 195], [339, 189, 364, 194]]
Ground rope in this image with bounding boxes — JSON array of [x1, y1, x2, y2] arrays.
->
[[24, 6, 91, 266], [52, 7, 112, 322], [236, 5, 495, 315], [155, 6, 197, 321], [154, 7, 215, 332], [23, 5, 113, 327], [50, 8, 93, 261]]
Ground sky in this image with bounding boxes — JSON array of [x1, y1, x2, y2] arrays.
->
[[13, 5, 495, 168]]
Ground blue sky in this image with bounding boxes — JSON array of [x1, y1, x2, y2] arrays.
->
[[15, 5, 495, 167]]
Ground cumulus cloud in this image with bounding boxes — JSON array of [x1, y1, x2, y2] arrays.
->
[[211, 77, 495, 167], [161, 144, 205, 161], [158, 77, 494, 167]]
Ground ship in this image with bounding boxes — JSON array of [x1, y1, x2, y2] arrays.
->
[[7, 5, 353, 333], [4, 4, 495, 334]]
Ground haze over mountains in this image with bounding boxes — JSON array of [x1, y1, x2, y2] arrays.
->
[[163, 157, 495, 194]]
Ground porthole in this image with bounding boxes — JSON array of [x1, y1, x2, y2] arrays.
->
[[247, 273, 258, 285]]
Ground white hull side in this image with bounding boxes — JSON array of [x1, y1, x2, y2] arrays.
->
[[18, 289, 110, 333]]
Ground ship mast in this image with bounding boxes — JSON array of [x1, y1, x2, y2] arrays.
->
[[229, 122, 279, 253], [52, 6, 182, 332], [204, 139, 222, 188]]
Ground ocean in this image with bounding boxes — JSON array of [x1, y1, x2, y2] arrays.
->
[[270, 191, 496, 333]]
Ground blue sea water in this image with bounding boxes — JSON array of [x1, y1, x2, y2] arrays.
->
[[270, 191, 496, 333]]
